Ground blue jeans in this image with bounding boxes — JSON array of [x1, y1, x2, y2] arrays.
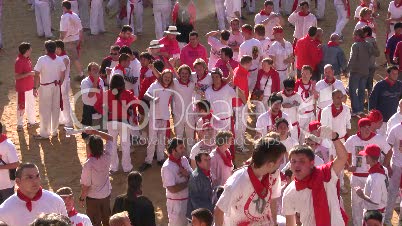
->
[[349, 73, 368, 113]]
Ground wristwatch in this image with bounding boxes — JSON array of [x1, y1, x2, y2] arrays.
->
[[331, 132, 340, 141]]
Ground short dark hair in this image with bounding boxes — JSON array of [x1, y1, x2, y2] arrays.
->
[[153, 59, 165, 72], [308, 26, 318, 37], [121, 25, 133, 33], [254, 24, 265, 36], [139, 52, 152, 61], [195, 152, 209, 164], [242, 24, 253, 32], [191, 208, 213, 226], [215, 131, 233, 146], [275, 118, 289, 128], [30, 213, 72, 226], [45, 40, 56, 54], [252, 137, 286, 168], [167, 137, 184, 154], [268, 92, 283, 105], [221, 47, 233, 59], [395, 22, 402, 30], [220, 30, 230, 41], [19, 42, 31, 55], [302, 65, 313, 74], [289, 145, 315, 161], [387, 65, 398, 74], [119, 46, 133, 55], [364, 210, 383, 223], [189, 31, 199, 38], [110, 45, 121, 52], [240, 55, 253, 65], [87, 135, 104, 158], [299, 1, 309, 7], [362, 25, 372, 36], [55, 40, 65, 51], [264, 0, 274, 6], [283, 77, 296, 88], [16, 162, 37, 179], [118, 53, 131, 63], [127, 171, 142, 201], [354, 28, 365, 39], [195, 100, 211, 112], [61, 1, 72, 10]]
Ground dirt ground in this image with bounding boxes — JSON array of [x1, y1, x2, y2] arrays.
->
[[0, 0, 399, 225]]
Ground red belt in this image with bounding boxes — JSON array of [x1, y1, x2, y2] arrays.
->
[[353, 172, 369, 177], [218, 116, 231, 121], [167, 197, 188, 201], [40, 80, 63, 111], [304, 109, 314, 114]]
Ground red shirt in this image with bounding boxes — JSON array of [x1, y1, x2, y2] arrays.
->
[[294, 35, 322, 70], [393, 41, 402, 71], [180, 43, 208, 69], [233, 65, 249, 106], [215, 58, 239, 78], [159, 36, 181, 57], [114, 36, 135, 47], [14, 54, 34, 92], [94, 89, 138, 121], [254, 68, 280, 92], [172, 2, 197, 25]]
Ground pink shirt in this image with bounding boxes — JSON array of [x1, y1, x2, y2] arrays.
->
[[210, 149, 233, 187], [114, 36, 135, 47], [180, 43, 208, 69], [159, 36, 180, 57], [215, 58, 239, 78]]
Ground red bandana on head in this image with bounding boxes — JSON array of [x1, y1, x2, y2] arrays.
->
[[115, 64, 126, 75], [368, 162, 386, 175], [0, 134, 7, 143], [168, 155, 183, 169], [47, 53, 57, 60], [217, 148, 233, 167], [17, 188, 43, 212], [247, 165, 272, 199], [331, 104, 343, 118], [68, 207, 78, 217]]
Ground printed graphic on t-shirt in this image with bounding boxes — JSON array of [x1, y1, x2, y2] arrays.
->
[[355, 146, 364, 167], [252, 46, 260, 60]]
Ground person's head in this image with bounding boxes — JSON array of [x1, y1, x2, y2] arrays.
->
[[30, 213, 72, 226], [110, 45, 121, 61], [299, 1, 310, 13], [359, 144, 381, 166], [261, 58, 274, 72], [44, 40, 56, 54], [61, 1, 72, 13], [189, 31, 200, 47], [289, 145, 315, 180], [220, 30, 230, 42], [301, 65, 313, 81], [0, 221, 7, 226], [363, 210, 383, 226], [332, 89, 343, 106], [201, 123, 215, 140], [159, 69, 174, 87], [220, 47, 233, 61], [240, 55, 253, 70], [120, 25, 133, 39], [272, 26, 284, 40], [86, 135, 104, 158], [178, 64, 192, 83], [308, 121, 321, 136], [127, 171, 142, 199], [241, 24, 254, 39], [283, 77, 296, 94], [315, 28, 323, 42], [359, 7, 371, 20], [118, 53, 131, 68], [387, 65, 399, 82], [195, 100, 211, 114], [148, 40, 163, 54], [254, 24, 265, 38], [251, 136, 286, 174], [263, 0, 274, 12], [307, 26, 318, 38], [329, 33, 340, 43], [191, 208, 213, 226], [353, 28, 365, 41], [193, 58, 208, 75], [275, 118, 289, 137], [167, 137, 186, 158], [87, 62, 100, 76], [165, 26, 181, 40], [54, 40, 65, 55], [304, 134, 320, 151], [119, 46, 133, 57], [56, 187, 75, 211], [361, 26, 372, 38], [358, 118, 372, 138], [19, 42, 32, 57], [268, 92, 283, 113], [394, 22, 402, 35], [230, 18, 240, 31], [139, 52, 152, 67], [15, 163, 41, 196], [215, 131, 233, 149], [195, 152, 211, 170], [153, 59, 165, 73], [210, 67, 224, 86], [367, 109, 383, 131], [109, 212, 131, 226], [323, 64, 335, 80]]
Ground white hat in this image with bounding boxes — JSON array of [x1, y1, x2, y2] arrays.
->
[[164, 26, 181, 35], [149, 40, 164, 49]]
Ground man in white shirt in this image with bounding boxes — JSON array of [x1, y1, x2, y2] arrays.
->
[[225, 0, 241, 27], [119, 46, 140, 96], [33, 40, 66, 140], [60, 1, 84, 78], [227, 19, 244, 60], [281, 78, 303, 141], [0, 123, 19, 204], [206, 30, 230, 70], [0, 163, 67, 226], [56, 187, 92, 226], [288, 1, 317, 42], [215, 136, 286, 226], [254, 0, 283, 39], [161, 138, 193, 226]]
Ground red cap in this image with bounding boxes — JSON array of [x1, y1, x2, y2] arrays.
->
[[367, 110, 383, 123], [308, 121, 321, 132], [272, 26, 284, 34], [358, 118, 372, 128], [358, 144, 381, 157]]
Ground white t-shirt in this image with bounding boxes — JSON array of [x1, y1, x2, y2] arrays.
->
[[0, 190, 67, 226], [205, 84, 236, 119], [189, 140, 216, 160], [161, 157, 192, 199], [60, 12, 82, 43], [210, 148, 234, 187], [315, 79, 346, 109], [259, 38, 272, 59], [128, 59, 141, 96], [172, 79, 196, 116], [146, 82, 174, 120], [256, 111, 292, 137], [386, 123, 402, 166], [364, 172, 388, 211], [254, 12, 281, 39], [267, 40, 293, 71], [80, 76, 105, 106], [388, 1, 402, 20], [387, 112, 402, 135], [282, 166, 345, 226], [58, 54, 71, 81], [0, 139, 18, 190], [216, 167, 282, 226], [34, 55, 66, 84], [320, 104, 351, 138], [344, 134, 391, 173], [238, 38, 263, 70], [225, 0, 242, 21], [70, 212, 93, 226], [208, 37, 228, 70], [192, 72, 213, 101], [228, 32, 244, 59], [288, 12, 317, 39], [281, 92, 303, 124]]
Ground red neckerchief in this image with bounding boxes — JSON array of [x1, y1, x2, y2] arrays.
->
[[298, 11, 310, 16], [294, 164, 332, 226], [270, 110, 282, 125], [66, 10, 73, 14], [17, 188, 43, 212], [360, 3, 368, 7], [68, 207, 78, 217], [212, 81, 226, 91], [331, 104, 343, 118], [295, 79, 312, 99], [202, 112, 213, 122], [89, 75, 101, 89], [47, 53, 56, 60], [356, 131, 376, 141], [0, 134, 7, 143], [140, 66, 149, 81], [115, 64, 126, 75], [327, 41, 339, 47], [247, 165, 271, 199], [385, 77, 396, 87], [200, 168, 211, 178], [324, 77, 335, 85], [168, 155, 183, 169], [217, 148, 233, 167], [260, 9, 270, 16], [88, 153, 100, 159], [58, 50, 67, 56], [178, 78, 190, 87], [282, 89, 296, 97], [368, 162, 386, 175], [197, 71, 208, 82]]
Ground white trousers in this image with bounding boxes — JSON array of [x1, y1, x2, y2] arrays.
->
[[334, 4, 349, 36], [215, 0, 226, 30], [278, 70, 287, 90], [78, 0, 90, 28], [17, 90, 36, 126], [90, 0, 105, 35], [35, 2, 52, 37], [351, 175, 367, 226], [282, 0, 293, 15], [173, 113, 196, 155], [39, 85, 60, 138], [234, 105, 248, 148], [0, 0, 3, 49], [272, 0, 280, 13], [384, 164, 402, 224], [127, 1, 143, 33], [316, 0, 326, 19], [247, 0, 255, 13], [59, 80, 73, 127], [145, 119, 168, 163], [107, 121, 133, 172], [167, 199, 188, 226], [153, 3, 171, 39]]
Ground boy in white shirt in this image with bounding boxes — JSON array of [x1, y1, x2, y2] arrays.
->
[[56, 187, 92, 226], [288, 1, 317, 42], [206, 30, 230, 70], [281, 77, 302, 141], [254, 0, 283, 39]]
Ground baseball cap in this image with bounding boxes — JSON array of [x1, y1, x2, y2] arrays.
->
[[56, 187, 73, 197], [367, 110, 383, 123], [358, 118, 372, 128], [308, 121, 321, 132], [358, 144, 381, 157]]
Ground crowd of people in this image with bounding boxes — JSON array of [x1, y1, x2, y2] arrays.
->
[[1, 0, 402, 225]]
